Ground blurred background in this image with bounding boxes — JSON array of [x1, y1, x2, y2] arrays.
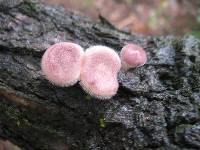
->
[[42, 0, 200, 38]]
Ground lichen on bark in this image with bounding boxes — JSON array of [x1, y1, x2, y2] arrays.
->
[[0, 0, 200, 150]]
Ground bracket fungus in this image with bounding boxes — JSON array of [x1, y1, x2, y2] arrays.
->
[[120, 43, 147, 70], [41, 42, 84, 86], [80, 46, 121, 99]]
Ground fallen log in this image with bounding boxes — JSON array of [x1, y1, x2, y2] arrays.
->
[[0, 0, 200, 149]]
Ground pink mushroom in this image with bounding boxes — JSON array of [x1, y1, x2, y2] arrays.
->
[[120, 43, 147, 70], [80, 46, 121, 99], [41, 42, 84, 86]]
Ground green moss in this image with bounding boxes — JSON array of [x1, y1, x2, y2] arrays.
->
[[30, 123, 58, 135], [5, 105, 21, 121], [2, 104, 32, 128], [18, 0, 39, 17], [171, 38, 182, 51], [175, 124, 191, 134], [193, 61, 200, 72], [24, 0, 38, 11], [85, 95, 92, 101], [99, 118, 106, 128]]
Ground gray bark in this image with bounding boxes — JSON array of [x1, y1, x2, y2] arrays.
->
[[0, 0, 200, 149]]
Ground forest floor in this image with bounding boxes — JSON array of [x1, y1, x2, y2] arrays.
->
[[44, 0, 200, 37]]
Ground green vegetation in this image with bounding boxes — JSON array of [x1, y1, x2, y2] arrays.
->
[[99, 118, 106, 128]]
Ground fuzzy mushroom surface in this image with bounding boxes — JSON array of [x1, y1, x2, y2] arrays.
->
[[41, 42, 84, 86], [80, 46, 121, 99], [120, 43, 147, 70]]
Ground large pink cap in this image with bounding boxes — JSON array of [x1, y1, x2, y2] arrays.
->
[[41, 42, 84, 86], [120, 43, 147, 70], [80, 46, 121, 99]]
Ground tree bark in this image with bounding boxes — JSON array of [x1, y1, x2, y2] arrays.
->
[[0, 0, 200, 149]]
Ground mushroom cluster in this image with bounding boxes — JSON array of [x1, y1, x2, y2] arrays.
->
[[41, 42, 147, 99]]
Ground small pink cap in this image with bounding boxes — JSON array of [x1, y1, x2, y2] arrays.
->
[[80, 46, 121, 99], [41, 42, 84, 86], [120, 43, 147, 70]]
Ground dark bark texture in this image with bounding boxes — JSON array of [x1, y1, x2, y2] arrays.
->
[[0, 0, 200, 149]]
